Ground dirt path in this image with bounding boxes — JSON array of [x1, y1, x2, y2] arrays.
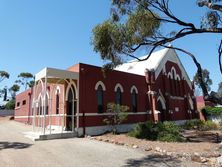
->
[[0, 117, 206, 167]]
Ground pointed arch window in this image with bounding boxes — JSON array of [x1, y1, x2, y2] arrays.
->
[[95, 81, 106, 113], [37, 95, 43, 115], [115, 87, 122, 105], [56, 89, 59, 114], [45, 94, 49, 115], [96, 85, 104, 113], [131, 89, 137, 112]]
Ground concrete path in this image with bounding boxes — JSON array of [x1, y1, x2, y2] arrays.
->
[[0, 118, 202, 167]]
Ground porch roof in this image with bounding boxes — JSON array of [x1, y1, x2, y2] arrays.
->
[[35, 67, 79, 82]]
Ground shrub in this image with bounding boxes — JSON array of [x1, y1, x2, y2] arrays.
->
[[128, 121, 157, 140], [183, 119, 204, 130], [183, 119, 219, 131], [202, 106, 222, 116], [200, 120, 219, 131], [157, 121, 184, 142], [129, 121, 184, 142], [103, 103, 129, 134]]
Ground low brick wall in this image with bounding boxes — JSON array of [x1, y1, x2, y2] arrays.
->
[[0, 110, 14, 116]]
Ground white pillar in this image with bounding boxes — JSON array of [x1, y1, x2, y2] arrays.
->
[[77, 79, 79, 130], [32, 81, 37, 132], [43, 75, 47, 135]]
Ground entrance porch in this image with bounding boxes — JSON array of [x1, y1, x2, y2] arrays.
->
[[29, 67, 79, 140]]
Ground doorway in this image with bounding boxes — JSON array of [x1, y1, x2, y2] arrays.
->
[[66, 85, 77, 131]]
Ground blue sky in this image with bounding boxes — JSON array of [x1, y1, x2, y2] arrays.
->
[[0, 0, 221, 93]]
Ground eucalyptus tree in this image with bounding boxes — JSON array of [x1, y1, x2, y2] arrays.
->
[[92, 0, 222, 104], [16, 72, 34, 90]]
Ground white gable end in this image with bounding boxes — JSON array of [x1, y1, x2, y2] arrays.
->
[[115, 47, 192, 89]]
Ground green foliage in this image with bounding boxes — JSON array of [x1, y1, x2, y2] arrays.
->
[[5, 99, 15, 110], [103, 103, 129, 134], [183, 119, 219, 130], [128, 121, 157, 140], [202, 106, 222, 116], [218, 82, 222, 97], [201, 120, 219, 131], [193, 69, 212, 92], [129, 121, 184, 142], [92, 3, 160, 69], [9, 84, 20, 99], [183, 119, 204, 130], [16, 72, 34, 90], [0, 71, 9, 82]]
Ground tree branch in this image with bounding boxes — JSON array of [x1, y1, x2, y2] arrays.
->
[[219, 40, 222, 74], [198, 1, 222, 12]]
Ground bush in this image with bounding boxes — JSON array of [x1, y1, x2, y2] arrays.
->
[[202, 106, 222, 116], [128, 121, 157, 140], [129, 121, 184, 142], [183, 119, 219, 131], [183, 119, 204, 130], [200, 120, 219, 131]]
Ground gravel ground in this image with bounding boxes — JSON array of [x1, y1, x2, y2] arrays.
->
[[0, 117, 209, 167], [95, 133, 219, 155]]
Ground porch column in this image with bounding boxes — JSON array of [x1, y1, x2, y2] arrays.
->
[[43, 75, 47, 135], [32, 81, 37, 131]]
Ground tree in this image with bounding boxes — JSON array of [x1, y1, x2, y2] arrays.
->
[[5, 99, 15, 110], [103, 103, 129, 134], [9, 84, 20, 100], [92, 0, 222, 104], [193, 69, 212, 92], [218, 82, 222, 97], [0, 71, 9, 83], [16, 72, 34, 90]]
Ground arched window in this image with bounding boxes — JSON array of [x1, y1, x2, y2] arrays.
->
[[131, 89, 137, 112], [45, 94, 49, 115], [38, 96, 42, 115], [116, 87, 122, 105], [56, 89, 59, 114], [96, 85, 104, 113]]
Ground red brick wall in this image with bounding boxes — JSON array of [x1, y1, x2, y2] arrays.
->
[[15, 89, 32, 123], [15, 61, 197, 128], [78, 63, 150, 127]]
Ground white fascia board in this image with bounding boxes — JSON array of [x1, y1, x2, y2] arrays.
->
[[35, 68, 47, 81], [35, 67, 79, 81]]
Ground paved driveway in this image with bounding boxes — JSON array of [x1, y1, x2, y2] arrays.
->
[[0, 118, 201, 167]]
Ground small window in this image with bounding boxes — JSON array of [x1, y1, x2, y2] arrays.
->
[[16, 102, 20, 107], [97, 85, 104, 113], [22, 100, 26, 105]]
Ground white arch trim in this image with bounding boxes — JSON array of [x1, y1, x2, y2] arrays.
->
[[188, 95, 194, 110], [157, 96, 166, 110], [167, 72, 172, 79], [176, 74, 181, 81], [94, 81, 106, 91], [130, 85, 138, 94], [55, 86, 61, 95], [65, 81, 78, 101], [114, 83, 124, 92]]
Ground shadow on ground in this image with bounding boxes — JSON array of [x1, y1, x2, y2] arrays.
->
[[0, 141, 32, 150], [123, 154, 182, 167], [183, 130, 221, 143]]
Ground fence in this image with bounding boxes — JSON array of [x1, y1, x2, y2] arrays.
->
[[0, 110, 14, 116]]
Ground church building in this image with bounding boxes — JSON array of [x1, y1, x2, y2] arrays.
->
[[15, 47, 198, 137]]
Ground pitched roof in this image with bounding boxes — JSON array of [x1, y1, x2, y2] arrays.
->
[[115, 47, 169, 76], [115, 47, 192, 88]]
